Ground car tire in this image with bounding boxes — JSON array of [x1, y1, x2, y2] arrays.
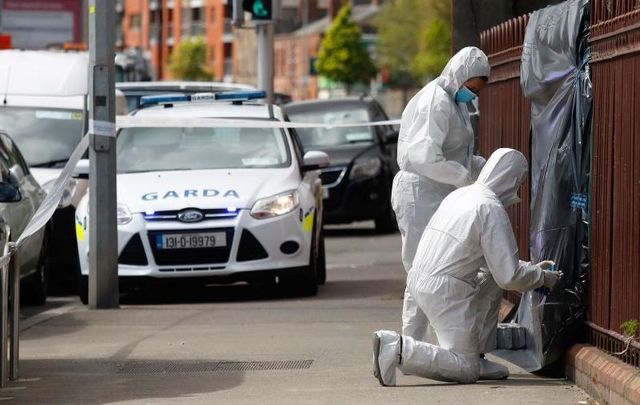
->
[[295, 225, 319, 297], [79, 274, 88, 305], [22, 232, 49, 306], [375, 204, 398, 234], [316, 232, 326, 285]]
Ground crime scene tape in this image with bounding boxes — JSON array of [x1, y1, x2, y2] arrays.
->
[[0, 115, 402, 267], [0, 135, 90, 269], [117, 115, 401, 129]]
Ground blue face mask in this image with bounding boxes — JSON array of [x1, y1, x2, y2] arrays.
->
[[455, 86, 477, 103]]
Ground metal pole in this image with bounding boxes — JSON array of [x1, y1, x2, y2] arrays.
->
[[301, 0, 309, 96], [9, 247, 17, 380], [88, 0, 119, 309], [256, 22, 274, 104], [0, 227, 10, 388]]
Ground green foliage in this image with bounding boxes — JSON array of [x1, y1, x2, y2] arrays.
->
[[168, 37, 213, 81], [621, 319, 639, 338], [315, 4, 377, 86], [375, 0, 451, 85], [411, 18, 451, 82]]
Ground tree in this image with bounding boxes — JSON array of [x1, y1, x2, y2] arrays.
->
[[375, 0, 451, 86], [411, 17, 452, 81], [315, 4, 377, 89], [168, 37, 213, 81]]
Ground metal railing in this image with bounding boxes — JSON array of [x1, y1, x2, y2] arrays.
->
[[0, 225, 20, 387]]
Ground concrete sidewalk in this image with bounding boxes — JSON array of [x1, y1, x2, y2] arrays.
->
[[0, 230, 595, 404], [4, 293, 592, 404]]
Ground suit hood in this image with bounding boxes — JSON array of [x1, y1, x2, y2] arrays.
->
[[436, 47, 490, 97], [476, 148, 528, 207]]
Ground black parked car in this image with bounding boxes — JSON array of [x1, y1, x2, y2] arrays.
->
[[285, 97, 399, 233]]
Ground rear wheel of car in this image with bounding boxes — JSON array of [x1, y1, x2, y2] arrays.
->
[[316, 232, 326, 285], [79, 274, 88, 305], [375, 204, 398, 234], [23, 232, 49, 306]]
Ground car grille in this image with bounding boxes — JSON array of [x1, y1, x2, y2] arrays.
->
[[147, 228, 234, 265], [119, 234, 148, 265], [158, 266, 225, 273], [144, 208, 239, 221], [320, 167, 346, 187], [236, 230, 268, 262]]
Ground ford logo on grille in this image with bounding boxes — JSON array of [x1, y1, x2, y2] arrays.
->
[[177, 209, 204, 223]]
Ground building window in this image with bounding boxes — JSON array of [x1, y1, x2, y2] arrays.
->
[[130, 14, 142, 29], [193, 7, 202, 21], [151, 10, 160, 24]]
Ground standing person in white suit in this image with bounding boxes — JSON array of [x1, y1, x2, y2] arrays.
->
[[392, 46, 491, 342], [374, 148, 562, 385]]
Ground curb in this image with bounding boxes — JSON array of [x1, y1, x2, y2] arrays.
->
[[20, 299, 79, 332], [566, 343, 640, 405]]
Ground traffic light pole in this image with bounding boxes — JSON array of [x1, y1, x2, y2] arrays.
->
[[88, 0, 119, 309], [256, 22, 274, 104]]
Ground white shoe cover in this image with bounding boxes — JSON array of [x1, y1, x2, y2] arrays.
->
[[372, 330, 401, 386], [479, 358, 509, 380]]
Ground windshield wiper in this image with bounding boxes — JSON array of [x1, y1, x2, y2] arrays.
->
[[120, 168, 195, 174], [32, 159, 70, 168]]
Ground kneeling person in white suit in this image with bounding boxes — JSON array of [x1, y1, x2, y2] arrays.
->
[[373, 148, 561, 385]]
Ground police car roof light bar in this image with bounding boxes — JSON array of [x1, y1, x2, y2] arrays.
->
[[139, 90, 267, 107], [214, 90, 267, 101], [139, 94, 190, 106]]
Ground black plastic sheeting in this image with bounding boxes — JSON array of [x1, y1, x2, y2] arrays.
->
[[514, 0, 592, 372]]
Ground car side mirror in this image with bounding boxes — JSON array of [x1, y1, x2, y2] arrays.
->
[[73, 159, 90, 179], [0, 182, 21, 203], [302, 151, 330, 171]]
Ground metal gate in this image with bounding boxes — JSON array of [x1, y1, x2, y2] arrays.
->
[[478, 0, 640, 363]]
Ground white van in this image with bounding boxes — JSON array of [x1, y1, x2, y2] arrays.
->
[[0, 49, 127, 293]]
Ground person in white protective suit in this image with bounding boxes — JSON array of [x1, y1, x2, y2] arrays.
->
[[392, 47, 491, 342], [374, 148, 562, 385]]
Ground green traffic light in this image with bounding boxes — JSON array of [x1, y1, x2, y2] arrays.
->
[[253, 0, 268, 17]]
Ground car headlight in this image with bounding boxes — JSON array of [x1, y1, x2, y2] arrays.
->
[[42, 178, 78, 208], [349, 157, 382, 180], [250, 191, 299, 219], [117, 203, 133, 225]]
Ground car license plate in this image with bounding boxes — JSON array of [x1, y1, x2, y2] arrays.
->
[[322, 187, 329, 199], [158, 232, 226, 249]]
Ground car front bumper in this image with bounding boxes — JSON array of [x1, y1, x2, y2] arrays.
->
[[77, 208, 315, 279], [322, 173, 391, 224]]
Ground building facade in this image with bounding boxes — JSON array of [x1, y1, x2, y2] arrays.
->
[[120, 0, 234, 80], [0, 0, 86, 49]]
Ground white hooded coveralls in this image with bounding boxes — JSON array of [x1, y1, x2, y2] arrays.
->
[[391, 47, 491, 340], [398, 148, 545, 383]]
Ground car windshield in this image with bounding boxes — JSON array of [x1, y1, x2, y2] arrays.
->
[[117, 126, 291, 173], [0, 107, 84, 167], [287, 105, 374, 149]]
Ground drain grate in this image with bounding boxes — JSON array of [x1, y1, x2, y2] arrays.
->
[[117, 359, 313, 375]]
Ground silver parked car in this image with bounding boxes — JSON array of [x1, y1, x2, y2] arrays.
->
[[0, 131, 48, 305]]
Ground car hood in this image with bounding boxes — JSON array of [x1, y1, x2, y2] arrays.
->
[[313, 144, 377, 167], [117, 168, 300, 213]]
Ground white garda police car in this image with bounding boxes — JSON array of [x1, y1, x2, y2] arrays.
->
[[75, 91, 329, 303]]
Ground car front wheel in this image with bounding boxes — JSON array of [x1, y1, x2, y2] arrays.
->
[[292, 225, 319, 297], [79, 274, 88, 305], [375, 204, 398, 234], [316, 232, 326, 285]]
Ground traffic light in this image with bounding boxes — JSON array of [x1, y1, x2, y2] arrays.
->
[[243, 0, 272, 20]]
